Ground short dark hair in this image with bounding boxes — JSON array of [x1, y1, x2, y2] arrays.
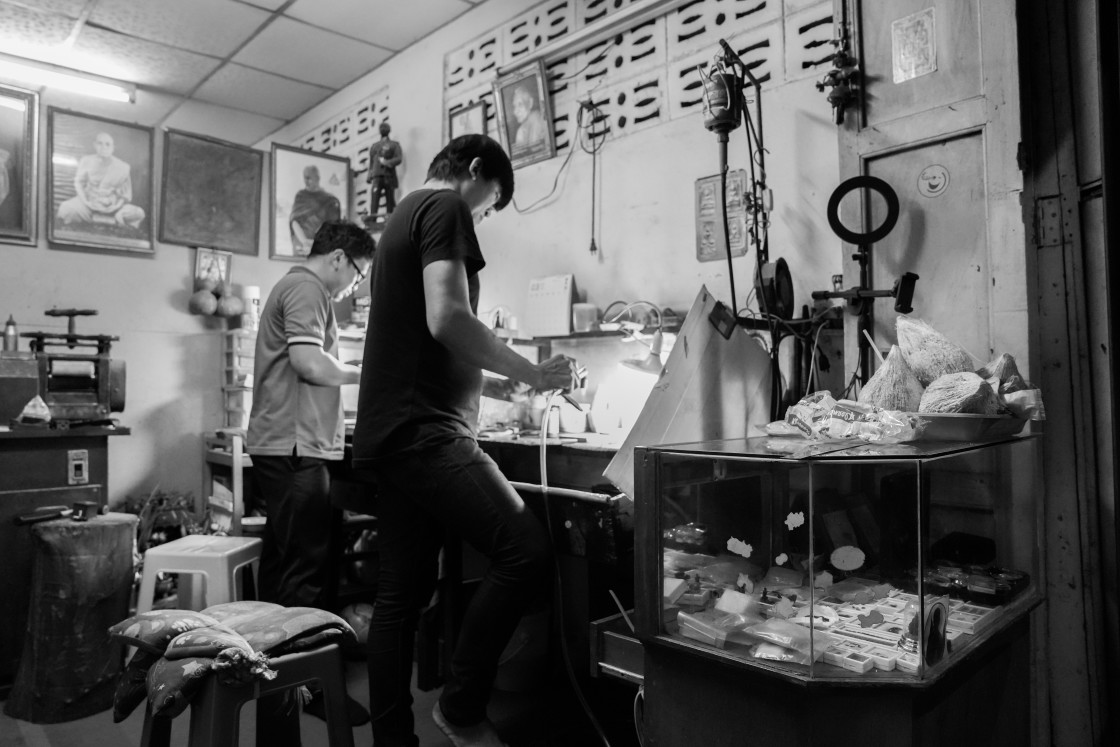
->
[[426, 134, 515, 211], [309, 220, 375, 260]]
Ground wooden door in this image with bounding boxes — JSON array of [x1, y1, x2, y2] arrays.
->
[[832, 0, 1025, 381]]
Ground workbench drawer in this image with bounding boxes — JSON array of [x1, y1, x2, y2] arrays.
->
[[590, 611, 644, 684]]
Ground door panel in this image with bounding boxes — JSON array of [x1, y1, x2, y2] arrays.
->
[[835, 0, 1024, 383], [867, 133, 989, 358], [860, 0, 982, 126]]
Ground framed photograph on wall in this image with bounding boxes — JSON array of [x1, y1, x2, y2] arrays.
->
[[0, 84, 39, 246], [47, 108, 154, 254], [492, 60, 555, 169], [448, 100, 487, 140], [161, 129, 263, 255], [271, 143, 351, 260], [194, 246, 232, 291]]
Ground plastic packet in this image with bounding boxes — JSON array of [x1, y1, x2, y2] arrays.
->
[[1002, 388, 1046, 421], [751, 641, 809, 664], [784, 391, 917, 443], [677, 609, 757, 649], [742, 618, 836, 663]]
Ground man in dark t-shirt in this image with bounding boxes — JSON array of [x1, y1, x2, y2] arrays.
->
[[352, 135, 579, 747]]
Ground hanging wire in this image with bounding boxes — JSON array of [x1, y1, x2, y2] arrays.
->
[[553, 37, 618, 82], [511, 95, 605, 215]]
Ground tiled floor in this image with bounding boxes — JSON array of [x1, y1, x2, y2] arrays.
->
[[0, 657, 642, 747]]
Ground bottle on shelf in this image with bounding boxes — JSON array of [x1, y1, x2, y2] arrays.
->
[[3, 315, 17, 352]]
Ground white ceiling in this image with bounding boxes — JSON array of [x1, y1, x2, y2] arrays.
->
[[0, 0, 486, 145]]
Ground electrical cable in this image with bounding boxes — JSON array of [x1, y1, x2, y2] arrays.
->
[[589, 109, 598, 254], [719, 162, 738, 314], [735, 68, 782, 418], [539, 394, 615, 747], [807, 319, 828, 393], [554, 38, 619, 82], [511, 141, 579, 213], [633, 685, 646, 747]]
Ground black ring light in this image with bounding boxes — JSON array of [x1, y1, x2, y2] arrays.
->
[[826, 175, 900, 245]]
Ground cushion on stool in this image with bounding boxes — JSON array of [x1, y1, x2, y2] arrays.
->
[[110, 601, 357, 723], [112, 650, 159, 723], [109, 610, 222, 655], [146, 656, 214, 719], [163, 624, 251, 660]]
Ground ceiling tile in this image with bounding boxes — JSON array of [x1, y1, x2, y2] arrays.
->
[[285, 0, 474, 50], [0, 2, 75, 60], [9, 1, 88, 17], [160, 99, 284, 146], [71, 26, 221, 95], [193, 63, 332, 120], [89, 0, 271, 58], [232, 16, 392, 89]]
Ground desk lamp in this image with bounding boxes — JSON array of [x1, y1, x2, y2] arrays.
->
[[605, 301, 664, 375]]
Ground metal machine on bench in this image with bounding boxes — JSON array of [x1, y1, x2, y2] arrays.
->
[[0, 308, 125, 427]]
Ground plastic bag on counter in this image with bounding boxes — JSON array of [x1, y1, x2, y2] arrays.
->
[[677, 609, 760, 649], [1002, 388, 1046, 421], [742, 618, 837, 664], [782, 391, 917, 443]]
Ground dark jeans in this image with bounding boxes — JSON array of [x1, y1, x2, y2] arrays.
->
[[251, 452, 338, 747], [365, 437, 551, 747]]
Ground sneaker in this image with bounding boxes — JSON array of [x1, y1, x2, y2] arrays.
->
[[431, 703, 508, 747], [303, 691, 371, 727]]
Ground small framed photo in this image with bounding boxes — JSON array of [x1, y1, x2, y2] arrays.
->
[[492, 60, 555, 169], [194, 247, 232, 291], [449, 100, 487, 140], [47, 108, 154, 254], [0, 83, 39, 246], [161, 129, 263, 255], [271, 143, 351, 260]]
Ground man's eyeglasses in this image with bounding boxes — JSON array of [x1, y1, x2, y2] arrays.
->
[[345, 255, 367, 284]]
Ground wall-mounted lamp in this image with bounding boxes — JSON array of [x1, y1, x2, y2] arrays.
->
[[605, 300, 664, 376], [0, 53, 136, 103]]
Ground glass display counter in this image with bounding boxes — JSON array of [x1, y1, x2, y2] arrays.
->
[[634, 435, 1042, 685]]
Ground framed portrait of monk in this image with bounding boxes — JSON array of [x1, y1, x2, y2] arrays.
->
[[492, 60, 555, 170], [47, 108, 154, 254], [0, 83, 38, 247], [270, 144, 351, 260], [160, 129, 263, 255]]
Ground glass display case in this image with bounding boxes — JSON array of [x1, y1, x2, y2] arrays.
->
[[634, 435, 1042, 684]]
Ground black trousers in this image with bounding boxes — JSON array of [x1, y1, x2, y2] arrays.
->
[[364, 437, 551, 747], [251, 452, 338, 747]]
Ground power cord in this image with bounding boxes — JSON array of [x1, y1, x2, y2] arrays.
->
[[633, 685, 646, 747], [539, 393, 615, 747]]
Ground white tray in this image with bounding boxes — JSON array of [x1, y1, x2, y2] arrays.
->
[[907, 413, 1028, 442]]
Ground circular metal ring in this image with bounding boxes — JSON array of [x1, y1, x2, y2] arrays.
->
[[826, 175, 900, 245]]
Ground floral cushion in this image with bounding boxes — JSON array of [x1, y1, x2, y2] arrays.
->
[[146, 656, 214, 718], [112, 650, 159, 723], [163, 623, 253, 660], [112, 602, 356, 721], [108, 610, 221, 655], [228, 606, 356, 655]]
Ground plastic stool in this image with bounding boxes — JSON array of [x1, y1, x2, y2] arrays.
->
[[139, 643, 354, 747], [136, 535, 262, 613]]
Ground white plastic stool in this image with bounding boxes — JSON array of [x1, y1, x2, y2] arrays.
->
[[136, 535, 262, 613]]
